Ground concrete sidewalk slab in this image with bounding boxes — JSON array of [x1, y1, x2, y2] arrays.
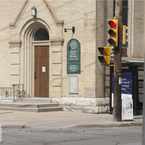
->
[[0, 110, 142, 129]]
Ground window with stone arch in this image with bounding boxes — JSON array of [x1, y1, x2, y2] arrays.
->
[[34, 28, 49, 41]]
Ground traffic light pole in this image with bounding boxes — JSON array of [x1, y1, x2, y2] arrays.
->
[[113, 0, 123, 121], [143, 55, 145, 145], [113, 0, 116, 17]]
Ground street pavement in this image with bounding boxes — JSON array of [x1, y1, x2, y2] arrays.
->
[[0, 110, 142, 145], [1, 126, 142, 145], [0, 110, 142, 129]]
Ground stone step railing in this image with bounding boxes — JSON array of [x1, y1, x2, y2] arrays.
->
[[0, 84, 25, 101]]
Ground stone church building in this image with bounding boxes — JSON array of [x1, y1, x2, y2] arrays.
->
[[0, 0, 144, 114], [0, 0, 111, 113]]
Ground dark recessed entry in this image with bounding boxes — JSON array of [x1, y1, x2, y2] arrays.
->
[[34, 28, 49, 41]]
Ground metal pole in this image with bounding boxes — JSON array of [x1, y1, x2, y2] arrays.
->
[[113, 0, 116, 17], [143, 56, 145, 145], [113, 0, 123, 121]]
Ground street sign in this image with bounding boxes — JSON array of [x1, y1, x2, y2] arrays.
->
[[121, 71, 133, 120], [67, 39, 80, 74], [111, 71, 133, 120]]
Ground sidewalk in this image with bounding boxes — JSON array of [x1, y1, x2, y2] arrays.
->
[[0, 110, 142, 129]]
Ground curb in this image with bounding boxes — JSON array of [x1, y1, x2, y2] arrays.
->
[[71, 122, 143, 128], [1, 124, 28, 129], [0, 121, 142, 129]]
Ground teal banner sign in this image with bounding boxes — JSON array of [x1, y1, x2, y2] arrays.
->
[[67, 39, 80, 74]]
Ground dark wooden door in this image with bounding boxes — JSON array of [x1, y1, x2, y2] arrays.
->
[[34, 46, 49, 97]]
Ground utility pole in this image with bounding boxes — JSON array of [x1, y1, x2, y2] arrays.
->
[[113, 0, 123, 121], [143, 56, 145, 145]]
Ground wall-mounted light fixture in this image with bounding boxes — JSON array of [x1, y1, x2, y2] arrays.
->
[[64, 26, 75, 34], [31, 7, 37, 18]]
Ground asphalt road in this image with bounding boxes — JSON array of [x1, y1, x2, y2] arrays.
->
[[1, 126, 142, 145]]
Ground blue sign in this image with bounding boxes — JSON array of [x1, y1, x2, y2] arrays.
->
[[111, 71, 133, 95], [121, 71, 132, 95]]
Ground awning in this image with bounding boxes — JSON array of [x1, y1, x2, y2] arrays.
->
[[122, 57, 144, 65]]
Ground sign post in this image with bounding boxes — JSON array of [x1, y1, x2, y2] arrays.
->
[[113, 0, 123, 121], [111, 71, 133, 120], [143, 56, 145, 145]]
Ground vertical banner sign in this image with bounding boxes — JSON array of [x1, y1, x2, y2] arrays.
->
[[121, 71, 133, 120], [67, 39, 80, 74]]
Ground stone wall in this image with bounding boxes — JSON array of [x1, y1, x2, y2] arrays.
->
[[0, 0, 114, 113]]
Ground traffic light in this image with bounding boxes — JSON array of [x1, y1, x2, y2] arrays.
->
[[107, 18, 119, 47], [122, 25, 128, 47], [98, 46, 111, 65]]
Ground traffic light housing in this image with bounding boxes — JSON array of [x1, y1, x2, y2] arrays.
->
[[107, 18, 118, 47], [122, 25, 128, 47], [98, 46, 111, 65]]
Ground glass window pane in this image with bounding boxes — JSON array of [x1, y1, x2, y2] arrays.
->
[[34, 28, 49, 41]]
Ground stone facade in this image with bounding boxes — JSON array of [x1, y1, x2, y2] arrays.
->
[[0, 0, 117, 113], [128, 0, 144, 58]]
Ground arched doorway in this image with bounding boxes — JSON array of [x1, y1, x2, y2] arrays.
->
[[20, 22, 49, 97], [33, 28, 49, 97]]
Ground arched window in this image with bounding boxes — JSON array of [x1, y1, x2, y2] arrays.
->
[[67, 39, 80, 74], [34, 28, 49, 41]]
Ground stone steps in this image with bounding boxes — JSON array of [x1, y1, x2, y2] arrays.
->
[[16, 97, 53, 103], [0, 105, 63, 112], [0, 98, 63, 112]]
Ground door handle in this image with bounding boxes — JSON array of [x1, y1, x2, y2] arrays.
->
[[42, 65, 47, 73]]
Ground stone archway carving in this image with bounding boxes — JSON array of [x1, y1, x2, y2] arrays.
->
[[20, 20, 50, 96], [9, 1, 64, 97]]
